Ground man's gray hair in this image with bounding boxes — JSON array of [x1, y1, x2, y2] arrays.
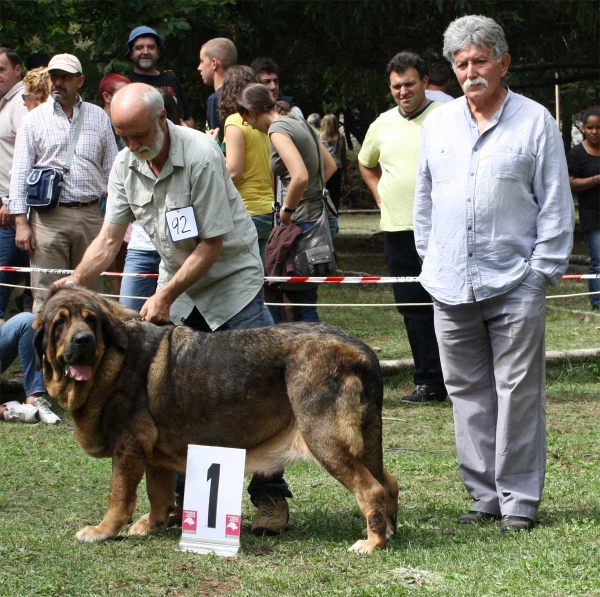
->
[[443, 15, 508, 66], [141, 85, 164, 119]]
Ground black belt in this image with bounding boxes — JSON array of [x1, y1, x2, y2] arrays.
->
[[59, 198, 100, 208]]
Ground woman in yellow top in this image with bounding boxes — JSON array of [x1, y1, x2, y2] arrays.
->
[[218, 66, 274, 264]]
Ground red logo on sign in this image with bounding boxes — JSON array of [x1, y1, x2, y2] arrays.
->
[[182, 510, 197, 533], [225, 514, 241, 537]]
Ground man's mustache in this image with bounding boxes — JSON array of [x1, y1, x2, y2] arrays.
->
[[463, 77, 489, 91], [52, 86, 66, 93]]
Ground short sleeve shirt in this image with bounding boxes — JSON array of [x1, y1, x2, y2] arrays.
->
[[566, 143, 600, 233], [269, 114, 323, 223], [224, 113, 273, 216], [358, 103, 440, 232], [105, 121, 263, 329]]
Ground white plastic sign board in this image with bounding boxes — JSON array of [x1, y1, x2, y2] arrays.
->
[[178, 444, 246, 557]]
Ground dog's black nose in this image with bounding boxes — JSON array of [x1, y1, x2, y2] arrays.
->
[[73, 331, 94, 346]]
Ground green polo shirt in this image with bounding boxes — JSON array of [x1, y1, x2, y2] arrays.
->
[[358, 102, 440, 232], [105, 120, 264, 329]]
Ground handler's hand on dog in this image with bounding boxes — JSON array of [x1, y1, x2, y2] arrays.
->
[[140, 293, 171, 324], [54, 274, 81, 288]]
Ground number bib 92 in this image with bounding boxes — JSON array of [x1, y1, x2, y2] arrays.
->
[[166, 206, 199, 242]]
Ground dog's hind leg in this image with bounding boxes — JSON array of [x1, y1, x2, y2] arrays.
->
[[76, 456, 145, 542], [129, 465, 174, 536], [293, 375, 389, 554]]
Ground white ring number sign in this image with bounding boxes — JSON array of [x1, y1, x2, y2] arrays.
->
[[178, 445, 246, 557], [166, 206, 199, 242]]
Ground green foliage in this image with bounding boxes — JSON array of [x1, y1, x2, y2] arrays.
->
[[0, 0, 597, 131]]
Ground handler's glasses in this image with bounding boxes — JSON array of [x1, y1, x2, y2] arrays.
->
[[22, 93, 34, 101]]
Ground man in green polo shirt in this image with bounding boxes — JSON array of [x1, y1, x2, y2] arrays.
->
[[56, 83, 294, 535], [359, 52, 446, 403]]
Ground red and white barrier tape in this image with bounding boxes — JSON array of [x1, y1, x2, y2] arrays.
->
[[0, 266, 598, 282]]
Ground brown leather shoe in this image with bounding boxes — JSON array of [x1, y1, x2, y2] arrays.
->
[[499, 515, 534, 533], [457, 510, 501, 524], [251, 493, 289, 536]]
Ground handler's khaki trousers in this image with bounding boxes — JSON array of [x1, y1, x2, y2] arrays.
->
[[30, 204, 104, 311], [433, 269, 547, 521]]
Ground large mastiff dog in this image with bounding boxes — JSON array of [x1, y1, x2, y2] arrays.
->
[[33, 286, 398, 553]]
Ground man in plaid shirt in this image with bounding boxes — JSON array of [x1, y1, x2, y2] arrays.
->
[[8, 53, 117, 309]]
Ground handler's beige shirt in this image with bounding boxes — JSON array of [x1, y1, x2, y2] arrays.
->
[[105, 120, 264, 329]]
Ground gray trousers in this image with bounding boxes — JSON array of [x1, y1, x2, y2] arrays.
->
[[433, 269, 547, 520]]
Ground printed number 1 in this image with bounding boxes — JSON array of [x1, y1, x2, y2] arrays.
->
[[206, 462, 221, 528]]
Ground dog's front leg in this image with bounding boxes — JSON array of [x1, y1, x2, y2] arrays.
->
[[77, 454, 145, 542], [129, 464, 175, 536]]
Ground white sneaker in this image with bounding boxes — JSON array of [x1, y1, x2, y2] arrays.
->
[[3, 401, 40, 423], [33, 397, 61, 425]]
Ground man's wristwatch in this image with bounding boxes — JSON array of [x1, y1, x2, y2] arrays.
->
[[281, 205, 296, 213]]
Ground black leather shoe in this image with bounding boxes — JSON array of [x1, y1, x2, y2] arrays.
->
[[402, 385, 447, 403], [499, 515, 534, 533], [457, 510, 501, 524]]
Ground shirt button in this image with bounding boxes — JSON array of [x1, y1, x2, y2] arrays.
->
[[468, 226, 472, 230], [467, 198, 471, 202], [468, 252, 473, 257], [473, 148, 478, 152], [470, 173, 474, 177]]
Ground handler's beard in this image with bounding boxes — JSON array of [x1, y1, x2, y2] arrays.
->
[[132, 120, 164, 161]]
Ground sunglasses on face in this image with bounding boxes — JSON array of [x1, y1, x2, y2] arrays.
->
[[49, 72, 79, 83], [22, 93, 34, 101]]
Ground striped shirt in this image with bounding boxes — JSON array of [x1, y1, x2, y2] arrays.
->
[[8, 95, 118, 214]]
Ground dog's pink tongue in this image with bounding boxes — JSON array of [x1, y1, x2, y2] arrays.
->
[[69, 364, 92, 381]]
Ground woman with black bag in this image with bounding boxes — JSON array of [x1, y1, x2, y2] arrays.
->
[[237, 83, 337, 323]]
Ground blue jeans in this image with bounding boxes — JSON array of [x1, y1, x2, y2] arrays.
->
[[251, 213, 273, 266], [584, 229, 600, 309], [0, 312, 44, 397], [268, 215, 338, 324], [119, 249, 161, 312], [0, 226, 32, 319]]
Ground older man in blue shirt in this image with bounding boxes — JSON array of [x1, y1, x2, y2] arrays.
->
[[414, 15, 574, 533]]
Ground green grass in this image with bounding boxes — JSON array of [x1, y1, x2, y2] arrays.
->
[[1, 212, 599, 596], [1, 372, 599, 596]]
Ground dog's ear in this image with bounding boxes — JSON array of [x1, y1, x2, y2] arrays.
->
[[99, 306, 128, 353], [32, 315, 47, 370]]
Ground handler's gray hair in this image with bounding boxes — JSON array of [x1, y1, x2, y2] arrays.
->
[[141, 85, 165, 120], [443, 15, 508, 66]]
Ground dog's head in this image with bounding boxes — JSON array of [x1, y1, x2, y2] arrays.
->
[[33, 286, 128, 410]]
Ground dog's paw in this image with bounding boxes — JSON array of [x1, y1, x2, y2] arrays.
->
[[348, 539, 379, 554], [129, 513, 166, 536], [76, 525, 115, 542], [362, 526, 395, 542]]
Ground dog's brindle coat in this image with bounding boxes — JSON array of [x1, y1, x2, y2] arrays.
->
[[34, 286, 398, 554]]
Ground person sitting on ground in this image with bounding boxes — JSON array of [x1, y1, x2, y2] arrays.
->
[[217, 65, 274, 266], [567, 107, 600, 312], [22, 67, 49, 111], [320, 114, 349, 212], [0, 312, 59, 424]]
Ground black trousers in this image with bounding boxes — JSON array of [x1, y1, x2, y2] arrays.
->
[[384, 231, 445, 390]]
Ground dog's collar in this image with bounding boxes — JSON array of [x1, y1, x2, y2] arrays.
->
[[123, 317, 145, 324]]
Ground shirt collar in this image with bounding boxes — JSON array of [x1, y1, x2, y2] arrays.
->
[[462, 85, 513, 129], [397, 99, 434, 121], [0, 81, 24, 110], [129, 119, 183, 176], [49, 94, 83, 114]]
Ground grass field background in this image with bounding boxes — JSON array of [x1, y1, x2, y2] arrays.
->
[[1, 213, 598, 596]]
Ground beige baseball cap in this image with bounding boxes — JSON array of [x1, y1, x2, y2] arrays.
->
[[46, 54, 83, 75]]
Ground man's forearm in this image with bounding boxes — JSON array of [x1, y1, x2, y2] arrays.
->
[[358, 163, 382, 206], [72, 224, 126, 285], [157, 236, 223, 305]]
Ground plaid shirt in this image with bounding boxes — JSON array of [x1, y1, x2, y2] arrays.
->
[[8, 95, 118, 214]]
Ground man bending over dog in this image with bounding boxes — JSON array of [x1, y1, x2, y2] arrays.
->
[[56, 82, 292, 537]]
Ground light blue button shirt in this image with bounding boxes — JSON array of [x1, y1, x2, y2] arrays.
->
[[414, 88, 574, 305]]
